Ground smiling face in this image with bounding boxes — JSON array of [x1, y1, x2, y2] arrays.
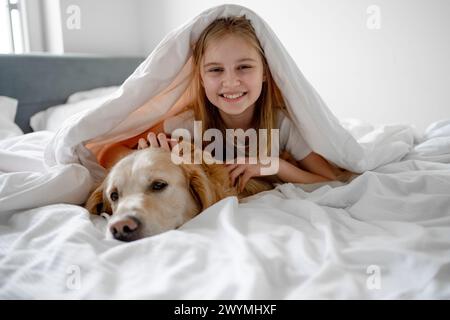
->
[[200, 34, 265, 121]]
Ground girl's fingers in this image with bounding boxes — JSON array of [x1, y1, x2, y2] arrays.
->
[[239, 170, 253, 192], [168, 138, 179, 150], [225, 163, 238, 173], [138, 138, 148, 150], [230, 165, 246, 186], [147, 132, 159, 148], [138, 132, 177, 153], [157, 133, 170, 151]]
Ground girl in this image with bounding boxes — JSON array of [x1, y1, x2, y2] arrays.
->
[[101, 16, 344, 191]]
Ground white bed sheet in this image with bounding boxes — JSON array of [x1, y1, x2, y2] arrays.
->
[[0, 120, 449, 299]]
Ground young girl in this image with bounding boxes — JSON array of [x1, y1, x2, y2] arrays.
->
[[100, 16, 344, 191]]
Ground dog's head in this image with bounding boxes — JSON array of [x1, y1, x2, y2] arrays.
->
[[86, 146, 219, 241]]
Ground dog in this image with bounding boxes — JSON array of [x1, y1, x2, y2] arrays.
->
[[85, 143, 274, 241]]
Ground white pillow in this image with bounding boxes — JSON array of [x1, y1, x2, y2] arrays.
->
[[0, 96, 23, 139], [30, 86, 118, 132], [424, 119, 450, 140]]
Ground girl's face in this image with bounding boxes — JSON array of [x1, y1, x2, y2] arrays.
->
[[200, 34, 265, 118]]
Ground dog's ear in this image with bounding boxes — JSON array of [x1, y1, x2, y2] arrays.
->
[[180, 164, 217, 211], [85, 181, 111, 215]]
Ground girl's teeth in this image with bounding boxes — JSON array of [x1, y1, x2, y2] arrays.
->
[[223, 93, 244, 99]]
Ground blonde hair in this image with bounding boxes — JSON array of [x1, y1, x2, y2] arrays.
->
[[189, 16, 286, 156]]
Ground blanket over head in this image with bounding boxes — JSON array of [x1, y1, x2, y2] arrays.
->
[[45, 4, 413, 185]]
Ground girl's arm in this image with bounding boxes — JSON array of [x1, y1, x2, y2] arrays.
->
[[227, 157, 331, 191], [296, 152, 342, 180], [228, 152, 351, 190], [276, 158, 331, 184]]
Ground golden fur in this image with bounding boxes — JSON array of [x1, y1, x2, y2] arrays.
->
[[85, 143, 273, 240]]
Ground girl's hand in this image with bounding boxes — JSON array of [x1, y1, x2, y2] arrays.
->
[[225, 157, 280, 192], [137, 132, 178, 152]]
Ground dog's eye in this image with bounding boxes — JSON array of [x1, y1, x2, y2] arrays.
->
[[110, 191, 119, 201], [150, 181, 167, 191]]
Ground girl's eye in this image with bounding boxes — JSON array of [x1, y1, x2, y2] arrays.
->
[[207, 66, 252, 73]]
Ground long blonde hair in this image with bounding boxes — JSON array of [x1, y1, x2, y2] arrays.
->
[[189, 16, 286, 156]]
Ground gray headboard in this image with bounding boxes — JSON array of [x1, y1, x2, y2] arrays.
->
[[0, 54, 145, 133]]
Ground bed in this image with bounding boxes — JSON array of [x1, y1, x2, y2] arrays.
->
[[0, 53, 450, 299], [0, 54, 144, 133]]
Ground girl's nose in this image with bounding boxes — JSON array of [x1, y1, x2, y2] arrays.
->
[[222, 71, 241, 87]]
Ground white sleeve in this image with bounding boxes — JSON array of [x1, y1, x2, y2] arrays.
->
[[163, 109, 195, 135], [279, 113, 312, 161]]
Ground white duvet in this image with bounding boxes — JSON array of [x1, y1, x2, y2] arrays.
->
[[0, 119, 449, 299], [1, 4, 449, 299]]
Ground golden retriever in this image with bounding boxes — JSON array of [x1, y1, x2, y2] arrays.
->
[[85, 143, 274, 241]]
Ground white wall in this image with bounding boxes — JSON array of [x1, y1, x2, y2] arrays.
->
[[27, 0, 450, 132], [58, 0, 144, 56]]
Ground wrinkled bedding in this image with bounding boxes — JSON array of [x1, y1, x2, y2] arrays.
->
[[1, 119, 449, 299], [1, 3, 449, 300]]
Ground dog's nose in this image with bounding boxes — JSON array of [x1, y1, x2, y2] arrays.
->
[[110, 216, 141, 241]]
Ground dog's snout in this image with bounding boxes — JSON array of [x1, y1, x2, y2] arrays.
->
[[110, 216, 141, 241]]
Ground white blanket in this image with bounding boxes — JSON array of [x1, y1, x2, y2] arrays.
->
[[1, 3, 450, 299], [1, 118, 449, 299], [1, 131, 450, 299]]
